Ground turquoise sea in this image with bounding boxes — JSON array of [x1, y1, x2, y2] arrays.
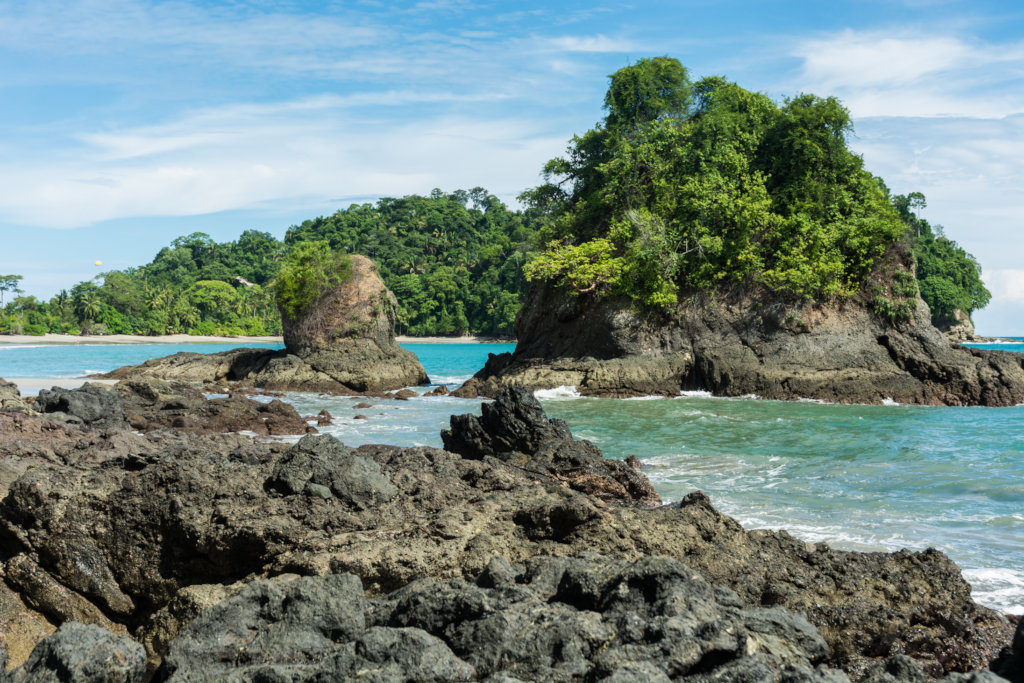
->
[[0, 339, 1021, 615]]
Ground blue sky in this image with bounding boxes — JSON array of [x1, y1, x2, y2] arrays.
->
[[1, 0, 1023, 334]]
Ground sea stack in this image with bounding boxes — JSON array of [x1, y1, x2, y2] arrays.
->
[[101, 254, 428, 394], [455, 280, 1024, 406]]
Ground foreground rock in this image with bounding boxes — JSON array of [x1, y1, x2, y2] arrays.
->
[[100, 255, 428, 394], [455, 287, 1024, 406], [159, 554, 843, 682], [0, 389, 1016, 680]]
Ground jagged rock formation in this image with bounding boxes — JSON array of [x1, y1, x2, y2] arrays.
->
[[0, 388, 1016, 680], [455, 286, 1024, 406], [100, 255, 428, 394]]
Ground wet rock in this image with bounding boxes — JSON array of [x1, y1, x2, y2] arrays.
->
[[442, 387, 661, 506], [265, 434, 397, 509], [425, 384, 450, 396], [34, 383, 128, 430], [7, 621, 146, 683]]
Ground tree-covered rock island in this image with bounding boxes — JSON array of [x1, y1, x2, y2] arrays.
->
[[456, 58, 1024, 406]]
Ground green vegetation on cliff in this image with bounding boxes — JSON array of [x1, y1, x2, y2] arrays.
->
[[892, 192, 991, 327], [274, 242, 353, 323], [523, 57, 907, 310], [285, 190, 537, 336]]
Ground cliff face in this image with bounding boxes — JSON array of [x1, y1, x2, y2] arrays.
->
[[103, 255, 428, 394], [457, 284, 1024, 406]]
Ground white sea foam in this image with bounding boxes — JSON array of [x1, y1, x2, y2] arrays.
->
[[534, 385, 582, 400], [963, 568, 1024, 614], [623, 395, 666, 401], [677, 390, 713, 398], [881, 397, 900, 406], [0, 344, 46, 351]]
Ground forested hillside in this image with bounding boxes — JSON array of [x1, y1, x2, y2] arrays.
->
[[0, 60, 992, 338], [0, 190, 537, 337], [284, 189, 538, 336]]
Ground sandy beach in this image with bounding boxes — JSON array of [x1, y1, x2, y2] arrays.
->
[[0, 333, 513, 346]]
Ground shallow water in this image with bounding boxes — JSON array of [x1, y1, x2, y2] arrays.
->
[[0, 339, 1020, 614]]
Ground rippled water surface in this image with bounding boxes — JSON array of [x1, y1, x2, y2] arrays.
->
[[0, 339, 1021, 614]]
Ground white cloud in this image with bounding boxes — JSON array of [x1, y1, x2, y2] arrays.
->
[[792, 30, 1024, 118], [984, 269, 1024, 302], [547, 35, 641, 53], [0, 101, 566, 229]]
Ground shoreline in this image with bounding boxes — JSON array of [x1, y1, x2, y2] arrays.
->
[[0, 333, 514, 346]]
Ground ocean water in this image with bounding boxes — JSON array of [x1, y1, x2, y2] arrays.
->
[[0, 339, 1020, 615]]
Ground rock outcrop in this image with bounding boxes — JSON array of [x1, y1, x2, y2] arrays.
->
[[100, 255, 428, 394], [455, 285, 1024, 406], [0, 388, 1015, 680], [0, 379, 28, 414]]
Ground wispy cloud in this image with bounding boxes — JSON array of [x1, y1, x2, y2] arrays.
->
[[984, 269, 1024, 302], [547, 34, 641, 53], [793, 30, 1024, 118]]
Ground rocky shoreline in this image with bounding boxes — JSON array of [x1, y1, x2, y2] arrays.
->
[[455, 287, 1024, 407], [0, 380, 1018, 681]]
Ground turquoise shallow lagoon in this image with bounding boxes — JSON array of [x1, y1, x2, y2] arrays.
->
[[0, 339, 1021, 614]]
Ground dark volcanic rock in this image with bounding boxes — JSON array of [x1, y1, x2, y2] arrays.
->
[[99, 256, 428, 394], [115, 378, 313, 435], [456, 285, 1024, 406], [265, 433, 397, 508], [35, 383, 128, 430], [443, 387, 661, 506], [6, 621, 146, 683], [161, 554, 845, 682], [0, 398, 1013, 679]]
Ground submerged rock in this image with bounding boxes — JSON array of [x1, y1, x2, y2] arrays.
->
[[99, 255, 428, 394], [456, 285, 1024, 406]]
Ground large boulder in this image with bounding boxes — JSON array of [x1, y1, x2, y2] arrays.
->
[[456, 284, 1024, 406], [100, 255, 428, 394]]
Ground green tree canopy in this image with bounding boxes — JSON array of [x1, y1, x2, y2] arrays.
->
[[523, 58, 906, 311]]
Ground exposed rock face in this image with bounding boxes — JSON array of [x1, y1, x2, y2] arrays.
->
[[442, 386, 661, 506], [455, 285, 1024, 406], [3, 621, 146, 683], [942, 309, 977, 343], [100, 255, 428, 393], [0, 389, 1013, 680], [0, 378, 28, 413], [35, 383, 128, 431]]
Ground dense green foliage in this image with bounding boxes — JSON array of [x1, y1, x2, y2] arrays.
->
[[1, 190, 536, 338], [523, 57, 907, 309], [892, 192, 991, 327], [0, 231, 283, 337], [275, 242, 353, 322], [285, 189, 537, 336]]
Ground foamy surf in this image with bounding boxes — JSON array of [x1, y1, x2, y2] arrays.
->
[[534, 385, 582, 400]]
